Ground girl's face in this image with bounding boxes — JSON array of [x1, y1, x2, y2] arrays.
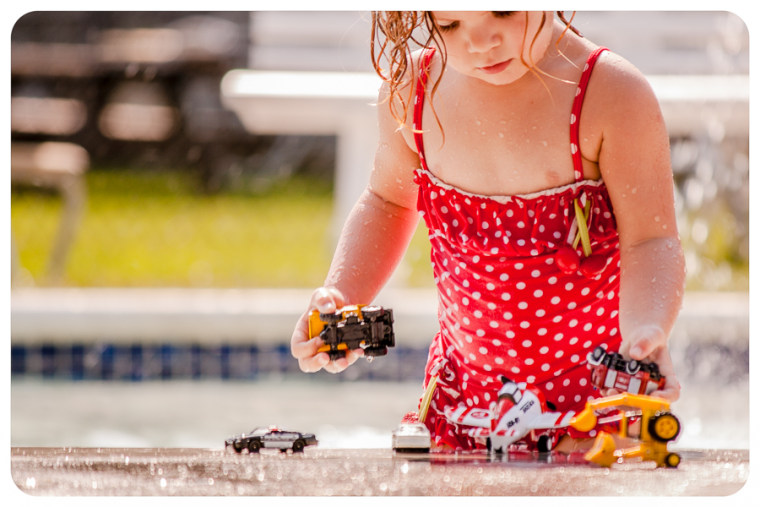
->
[[431, 11, 554, 85]]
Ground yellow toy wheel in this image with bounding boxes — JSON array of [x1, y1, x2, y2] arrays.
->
[[664, 452, 681, 468], [649, 412, 681, 442]]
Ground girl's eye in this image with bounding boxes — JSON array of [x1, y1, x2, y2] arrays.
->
[[492, 11, 516, 18], [437, 21, 459, 32]]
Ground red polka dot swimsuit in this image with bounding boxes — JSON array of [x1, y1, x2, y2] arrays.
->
[[412, 47, 622, 449]]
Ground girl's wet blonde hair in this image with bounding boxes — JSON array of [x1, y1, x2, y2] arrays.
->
[[370, 11, 580, 131]]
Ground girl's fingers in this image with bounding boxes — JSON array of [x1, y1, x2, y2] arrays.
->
[[322, 349, 364, 374], [298, 352, 331, 373], [310, 287, 347, 314], [291, 311, 329, 373], [599, 387, 621, 398], [292, 287, 363, 374], [647, 350, 681, 402], [648, 384, 680, 402], [291, 333, 322, 360], [622, 324, 666, 361], [290, 313, 315, 354]]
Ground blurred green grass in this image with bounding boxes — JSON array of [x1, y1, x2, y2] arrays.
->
[[10, 168, 433, 288], [11, 167, 747, 291]]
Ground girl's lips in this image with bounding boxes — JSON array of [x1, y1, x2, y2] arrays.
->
[[478, 59, 512, 74]]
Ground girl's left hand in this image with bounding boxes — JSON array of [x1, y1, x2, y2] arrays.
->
[[601, 324, 681, 402]]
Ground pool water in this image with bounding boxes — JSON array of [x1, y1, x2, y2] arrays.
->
[[10, 375, 749, 450]]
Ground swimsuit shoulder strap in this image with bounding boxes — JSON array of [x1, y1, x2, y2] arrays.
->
[[570, 46, 608, 182], [413, 47, 436, 171]]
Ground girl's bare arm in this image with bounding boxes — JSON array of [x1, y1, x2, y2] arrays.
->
[[594, 54, 686, 401], [291, 82, 422, 373]]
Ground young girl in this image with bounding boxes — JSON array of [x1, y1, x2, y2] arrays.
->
[[291, 11, 685, 450]]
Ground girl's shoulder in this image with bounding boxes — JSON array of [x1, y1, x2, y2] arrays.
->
[[410, 47, 428, 63], [410, 46, 437, 65], [580, 46, 668, 164], [580, 46, 664, 133], [588, 48, 660, 106], [376, 47, 438, 128], [408, 47, 440, 88], [377, 47, 429, 96]]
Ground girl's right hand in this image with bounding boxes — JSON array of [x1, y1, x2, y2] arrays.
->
[[290, 287, 364, 374]]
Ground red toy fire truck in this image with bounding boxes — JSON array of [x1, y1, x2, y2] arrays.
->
[[586, 346, 666, 395]]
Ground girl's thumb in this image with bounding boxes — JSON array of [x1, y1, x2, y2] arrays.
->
[[629, 337, 654, 360]]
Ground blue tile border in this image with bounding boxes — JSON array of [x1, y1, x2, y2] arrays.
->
[[10, 343, 430, 382], [9, 341, 746, 383]]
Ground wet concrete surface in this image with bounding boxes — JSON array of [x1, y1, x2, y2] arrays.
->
[[10, 446, 749, 496]]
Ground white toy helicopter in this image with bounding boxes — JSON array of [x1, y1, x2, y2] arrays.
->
[[444, 376, 577, 453]]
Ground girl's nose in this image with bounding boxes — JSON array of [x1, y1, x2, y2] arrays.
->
[[466, 27, 500, 53]]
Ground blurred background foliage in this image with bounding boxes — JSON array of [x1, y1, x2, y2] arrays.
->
[[10, 162, 436, 288], [13, 168, 335, 287], [671, 135, 749, 291]]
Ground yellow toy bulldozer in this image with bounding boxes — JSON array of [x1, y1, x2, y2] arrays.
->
[[570, 393, 682, 468]]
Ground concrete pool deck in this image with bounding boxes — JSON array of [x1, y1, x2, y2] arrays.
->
[[9, 446, 750, 497]]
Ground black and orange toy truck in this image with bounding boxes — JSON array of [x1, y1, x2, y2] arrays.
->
[[308, 305, 395, 361]]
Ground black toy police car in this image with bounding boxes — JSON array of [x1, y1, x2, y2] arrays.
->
[[225, 426, 317, 453]]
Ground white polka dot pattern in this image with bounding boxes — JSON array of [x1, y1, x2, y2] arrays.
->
[[411, 47, 619, 450], [416, 167, 621, 407]]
